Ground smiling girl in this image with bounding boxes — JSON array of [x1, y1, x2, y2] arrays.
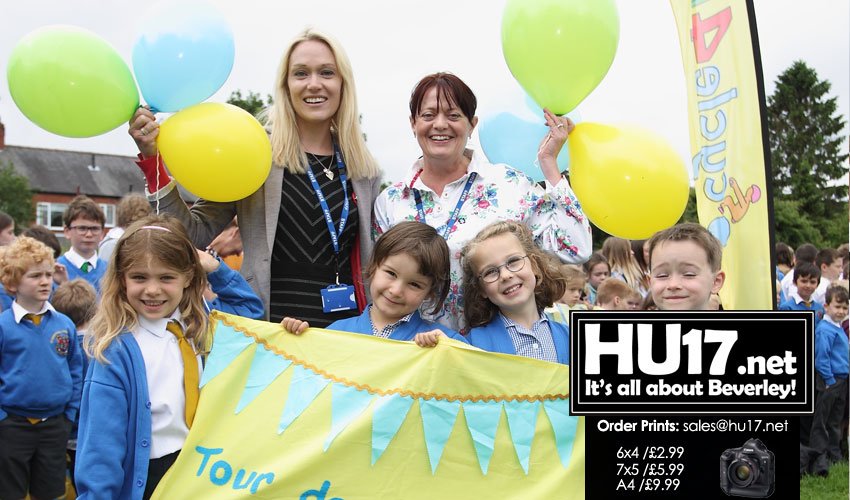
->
[[461, 221, 569, 364], [281, 221, 467, 347], [75, 215, 208, 500]]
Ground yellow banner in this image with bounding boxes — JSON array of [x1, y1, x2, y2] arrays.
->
[[671, 0, 773, 310], [153, 312, 585, 499]]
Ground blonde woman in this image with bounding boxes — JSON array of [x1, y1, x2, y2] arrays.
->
[[128, 28, 382, 327]]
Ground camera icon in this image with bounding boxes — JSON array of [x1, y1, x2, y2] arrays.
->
[[719, 438, 775, 498]]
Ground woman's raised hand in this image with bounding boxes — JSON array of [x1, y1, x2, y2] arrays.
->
[[128, 106, 159, 159], [537, 108, 574, 183]]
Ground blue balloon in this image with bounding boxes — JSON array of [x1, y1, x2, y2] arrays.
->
[[133, 1, 234, 112], [479, 96, 579, 181]]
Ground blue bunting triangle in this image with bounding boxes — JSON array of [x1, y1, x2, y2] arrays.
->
[[371, 394, 414, 466], [235, 345, 293, 413], [462, 400, 503, 475], [200, 323, 255, 388], [504, 400, 541, 474], [277, 365, 329, 434], [324, 383, 374, 451], [419, 398, 461, 474], [543, 399, 579, 469]]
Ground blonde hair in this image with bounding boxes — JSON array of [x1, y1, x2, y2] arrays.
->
[[561, 264, 586, 289], [116, 193, 153, 228], [596, 278, 633, 307], [0, 236, 54, 292], [601, 237, 649, 293], [261, 27, 380, 180], [461, 221, 566, 328], [87, 215, 208, 363]]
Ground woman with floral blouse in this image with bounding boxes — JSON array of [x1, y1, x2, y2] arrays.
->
[[373, 72, 591, 332]]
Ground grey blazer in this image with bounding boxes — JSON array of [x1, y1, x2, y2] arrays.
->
[[151, 165, 382, 320]]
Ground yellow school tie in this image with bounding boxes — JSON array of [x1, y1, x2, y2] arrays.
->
[[23, 312, 45, 326], [165, 321, 199, 429]]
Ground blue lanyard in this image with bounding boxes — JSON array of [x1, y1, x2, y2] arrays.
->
[[305, 142, 349, 256], [413, 172, 477, 239]]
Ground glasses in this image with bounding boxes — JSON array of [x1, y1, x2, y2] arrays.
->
[[478, 255, 528, 283], [68, 225, 103, 235]]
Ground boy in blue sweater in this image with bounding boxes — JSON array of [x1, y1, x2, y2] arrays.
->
[[51, 278, 98, 493], [810, 286, 849, 467], [0, 236, 83, 500], [779, 262, 824, 323], [57, 195, 109, 296]]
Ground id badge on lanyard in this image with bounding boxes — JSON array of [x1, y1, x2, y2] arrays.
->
[[306, 142, 357, 313]]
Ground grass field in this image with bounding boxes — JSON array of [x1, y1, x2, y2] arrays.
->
[[800, 460, 849, 500]]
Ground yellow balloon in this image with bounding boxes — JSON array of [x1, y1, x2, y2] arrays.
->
[[568, 123, 689, 239], [158, 103, 271, 202]]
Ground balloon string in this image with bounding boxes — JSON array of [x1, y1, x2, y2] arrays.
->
[[155, 148, 161, 215]]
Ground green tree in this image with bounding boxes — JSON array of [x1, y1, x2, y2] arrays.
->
[[677, 188, 699, 225], [766, 60, 848, 248], [0, 161, 35, 230], [227, 90, 273, 120]]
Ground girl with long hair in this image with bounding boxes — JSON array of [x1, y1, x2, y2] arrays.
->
[[75, 215, 208, 499]]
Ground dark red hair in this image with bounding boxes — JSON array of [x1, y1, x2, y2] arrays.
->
[[409, 72, 477, 122]]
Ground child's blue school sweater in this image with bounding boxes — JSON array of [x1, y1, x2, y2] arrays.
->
[[465, 315, 570, 364], [57, 254, 108, 295], [204, 258, 264, 319], [0, 306, 83, 422], [328, 307, 467, 343], [779, 295, 824, 324], [814, 318, 849, 386]]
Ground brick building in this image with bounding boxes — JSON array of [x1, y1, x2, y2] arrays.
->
[[0, 136, 196, 243]]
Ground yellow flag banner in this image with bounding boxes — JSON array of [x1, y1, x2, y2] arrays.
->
[[152, 312, 585, 499], [670, 0, 775, 310]]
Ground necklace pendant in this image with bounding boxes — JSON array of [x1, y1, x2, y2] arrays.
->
[[324, 169, 335, 181]]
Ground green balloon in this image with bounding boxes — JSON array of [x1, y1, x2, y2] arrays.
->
[[7, 25, 139, 138], [501, 0, 619, 115]]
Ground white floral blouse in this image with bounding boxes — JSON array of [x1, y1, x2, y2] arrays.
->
[[372, 149, 592, 332]]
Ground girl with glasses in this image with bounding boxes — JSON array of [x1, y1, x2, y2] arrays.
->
[[460, 221, 570, 364]]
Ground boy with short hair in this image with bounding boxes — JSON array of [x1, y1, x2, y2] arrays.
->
[[595, 278, 635, 310], [646, 222, 725, 311], [51, 278, 98, 493], [810, 286, 849, 468], [0, 236, 83, 500], [813, 248, 842, 305], [57, 195, 107, 294], [782, 243, 818, 299], [779, 262, 824, 322]]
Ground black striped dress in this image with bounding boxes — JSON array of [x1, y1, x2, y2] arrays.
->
[[269, 154, 359, 327]]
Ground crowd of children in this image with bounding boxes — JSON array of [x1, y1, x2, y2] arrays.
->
[[1, 193, 848, 496]]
